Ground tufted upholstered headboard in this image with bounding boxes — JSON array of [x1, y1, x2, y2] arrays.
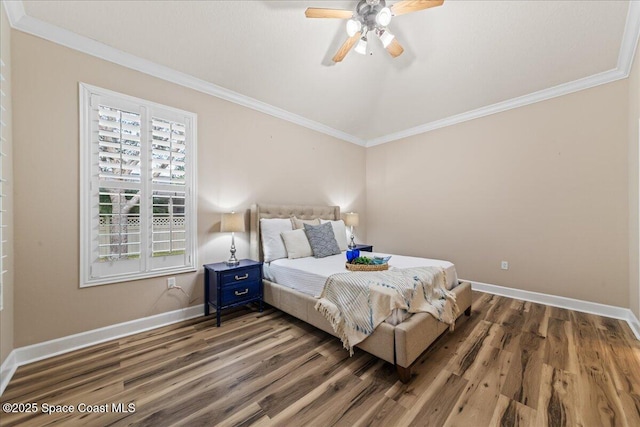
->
[[250, 204, 340, 262]]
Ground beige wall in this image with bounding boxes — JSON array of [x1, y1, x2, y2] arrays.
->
[[0, 3, 15, 367], [7, 17, 638, 351], [366, 80, 629, 307], [12, 31, 366, 347], [629, 39, 640, 317]]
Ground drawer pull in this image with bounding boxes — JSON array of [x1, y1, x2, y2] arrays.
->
[[234, 288, 249, 296], [234, 273, 249, 281]]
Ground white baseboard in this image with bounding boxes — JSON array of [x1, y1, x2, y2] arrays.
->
[[468, 280, 640, 340], [0, 304, 203, 396], [625, 311, 640, 340], [0, 350, 17, 398], [3, 282, 640, 396]]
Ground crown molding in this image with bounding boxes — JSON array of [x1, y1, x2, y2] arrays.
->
[[3, 0, 639, 148], [1, 1, 365, 147], [366, 67, 628, 147], [2, 0, 25, 27], [618, 0, 640, 75], [367, 1, 640, 147]]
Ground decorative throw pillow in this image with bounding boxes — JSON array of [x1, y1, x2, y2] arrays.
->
[[260, 218, 293, 262], [281, 229, 313, 259], [303, 222, 341, 258], [291, 216, 321, 230], [320, 219, 348, 251]]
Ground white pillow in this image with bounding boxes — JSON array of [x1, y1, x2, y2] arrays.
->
[[260, 218, 293, 262], [320, 219, 349, 251], [280, 229, 313, 259]]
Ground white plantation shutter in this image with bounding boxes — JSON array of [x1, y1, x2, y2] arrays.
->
[[97, 104, 143, 264], [151, 118, 186, 185], [150, 117, 188, 266], [0, 59, 6, 310], [98, 187, 142, 261], [151, 190, 186, 258], [80, 84, 197, 287], [98, 106, 142, 182]]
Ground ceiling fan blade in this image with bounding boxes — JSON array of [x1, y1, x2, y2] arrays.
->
[[305, 8, 353, 19], [386, 38, 405, 58], [390, 0, 444, 16], [332, 32, 361, 63]]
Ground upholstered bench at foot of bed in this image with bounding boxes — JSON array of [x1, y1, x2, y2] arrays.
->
[[263, 279, 396, 364], [264, 279, 472, 379], [394, 281, 472, 372]]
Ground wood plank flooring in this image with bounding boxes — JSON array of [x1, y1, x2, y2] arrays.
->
[[2, 291, 640, 426]]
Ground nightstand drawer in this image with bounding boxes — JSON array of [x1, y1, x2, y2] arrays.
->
[[221, 280, 261, 305], [220, 268, 261, 285]]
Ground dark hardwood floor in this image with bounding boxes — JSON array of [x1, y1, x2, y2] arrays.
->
[[2, 291, 640, 426]]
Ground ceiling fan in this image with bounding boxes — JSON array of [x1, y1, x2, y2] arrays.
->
[[305, 0, 444, 63]]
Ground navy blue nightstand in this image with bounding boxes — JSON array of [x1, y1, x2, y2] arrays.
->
[[204, 259, 263, 327], [353, 244, 373, 252]]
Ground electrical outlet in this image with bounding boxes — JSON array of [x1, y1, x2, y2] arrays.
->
[[167, 277, 176, 289], [501, 261, 509, 270]]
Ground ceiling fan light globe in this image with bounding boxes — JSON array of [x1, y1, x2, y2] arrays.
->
[[375, 7, 392, 27], [346, 19, 362, 37], [354, 38, 368, 55], [378, 29, 395, 48]]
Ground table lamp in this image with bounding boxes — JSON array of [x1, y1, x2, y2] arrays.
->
[[221, 211, 245, 266], [344, 212, 359, 249]]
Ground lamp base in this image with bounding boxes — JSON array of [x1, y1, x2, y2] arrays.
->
[[226, 234, 239, 266]]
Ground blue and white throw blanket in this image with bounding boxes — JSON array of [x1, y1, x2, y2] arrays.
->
[[315, 267, 459, 355]]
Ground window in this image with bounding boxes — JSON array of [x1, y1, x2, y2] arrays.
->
[[80, 83, 197, 287], [0, 59, 6, 309]]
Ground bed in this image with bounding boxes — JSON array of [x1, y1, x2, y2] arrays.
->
[[249, 203, 472, 382]]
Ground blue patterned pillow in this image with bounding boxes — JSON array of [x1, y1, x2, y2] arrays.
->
[[303, 222, 341, 258]]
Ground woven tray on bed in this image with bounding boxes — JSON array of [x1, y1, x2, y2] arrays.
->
[[345, 262, 389, 272]]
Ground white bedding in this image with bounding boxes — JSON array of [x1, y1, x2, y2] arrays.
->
[[264, 252, 459, 298]]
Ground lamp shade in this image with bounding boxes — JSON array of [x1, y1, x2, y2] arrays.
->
[[354, 37, 367, 55], [221, 212, 245, 233], [375, 7, 392, 27], [344, 212, 359, 227], [378, 29, 395, 48], [346, 19, 362, 37]]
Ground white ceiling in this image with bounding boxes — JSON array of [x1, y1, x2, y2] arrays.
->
[[8, 1, 640, 145]]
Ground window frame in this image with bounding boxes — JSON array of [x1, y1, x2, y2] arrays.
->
[[79, 83, 197, 287], [0, 58, 6, 309]]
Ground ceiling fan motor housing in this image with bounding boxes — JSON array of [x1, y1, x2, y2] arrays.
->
[[356, 0, 390, 33]]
